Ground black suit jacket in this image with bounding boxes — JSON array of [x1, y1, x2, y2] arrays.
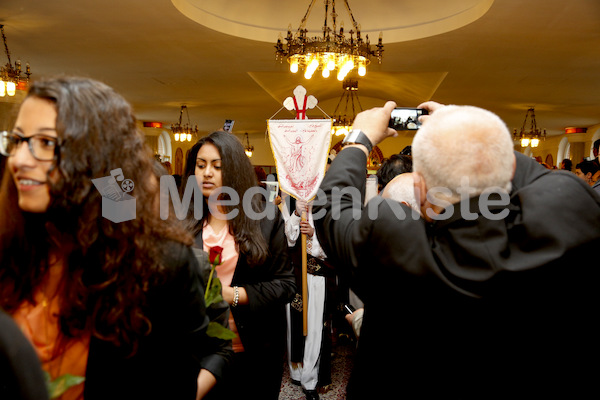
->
[[314, 148, 600, 398], [83, 242, 211, 400]]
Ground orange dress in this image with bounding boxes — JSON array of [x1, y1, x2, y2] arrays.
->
[[202, 222, 243, 352], [12, 263, 90, 400]]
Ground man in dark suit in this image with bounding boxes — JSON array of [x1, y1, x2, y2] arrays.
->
[[313, 101, 600, 398]]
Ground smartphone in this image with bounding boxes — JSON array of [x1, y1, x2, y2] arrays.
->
[[343, 304, 356, 315], [262, 181, 279, 203], [388, 108, 428, 131]]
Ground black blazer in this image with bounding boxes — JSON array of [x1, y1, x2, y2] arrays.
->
[[314, 148, 600, 398], [194, 205, 296, 356], [83, 242, 211, 400]]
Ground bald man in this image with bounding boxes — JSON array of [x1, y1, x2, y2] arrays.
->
[[380, 172, 420, 214], [314, 101, 600, 399]]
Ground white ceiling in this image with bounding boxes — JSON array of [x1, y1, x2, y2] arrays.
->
[[1, 0, 600, 142]]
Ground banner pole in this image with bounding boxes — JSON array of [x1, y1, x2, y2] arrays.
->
[[301, 210, 308, 336]]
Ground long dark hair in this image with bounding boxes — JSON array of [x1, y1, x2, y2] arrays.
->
[[182, 131, 268, 265], [0, 76, 192, 353]]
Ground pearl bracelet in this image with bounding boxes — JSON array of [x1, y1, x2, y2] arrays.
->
[[232, 286, 239, 307]]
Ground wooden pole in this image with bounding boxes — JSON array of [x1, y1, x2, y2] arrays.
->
[[301, 210, 308, 336]]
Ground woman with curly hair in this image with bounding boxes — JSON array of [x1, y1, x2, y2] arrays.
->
[[182, 131, 295, 399], [0, 76, 225, 399]]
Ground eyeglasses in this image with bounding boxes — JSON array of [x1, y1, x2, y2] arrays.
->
[[0, 131, 60, 161]]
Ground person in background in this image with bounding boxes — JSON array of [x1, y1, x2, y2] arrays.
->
[[285, 198, 331, 400], [560, 158, 572, 171], [0, 76, 218, 400], [313, 100, 600, 398], [254, 166, 267, 188], [161, 160, 172, 175], [375, 153, 412, 192], [575, 159, 599, 186], [380, 172, 421, 214], [592, 138, 600, 168], [182, 131, 296, 399], [591, 139, 600, 183]]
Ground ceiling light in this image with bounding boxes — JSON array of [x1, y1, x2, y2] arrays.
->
[[0, 25, 31, 98], [513, 107, 546, 148], [331, 78, 362, 136], [171, 105, 199, 142], [275, 0, 383, 81]]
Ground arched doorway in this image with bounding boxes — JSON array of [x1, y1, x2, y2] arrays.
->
[[557, 137, 570, 166], [157, 130, 173, 162]]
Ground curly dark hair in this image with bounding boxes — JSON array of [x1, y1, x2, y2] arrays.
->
[[0, 76, 192, 353], [182, 131, 268, 265]]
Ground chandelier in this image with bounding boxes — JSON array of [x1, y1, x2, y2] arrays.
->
[[275, 0, 383, 81], [171, 105, 198, 142], [331, 78, 362, 136], [244, 132, 254, 157], [513, 107, 546, 148], [0, 25, 31, 97]]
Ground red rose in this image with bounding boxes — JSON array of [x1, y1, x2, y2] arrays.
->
[[208, 246, 223, 266]]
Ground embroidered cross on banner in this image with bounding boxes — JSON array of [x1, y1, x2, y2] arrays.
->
[[283, 85, 318, 120]]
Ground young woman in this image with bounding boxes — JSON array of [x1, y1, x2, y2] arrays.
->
[[182, 131, 295, 399], [0, 76, 226, 400]]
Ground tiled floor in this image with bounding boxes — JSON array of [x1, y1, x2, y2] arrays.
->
[[279, 339, 356, 400]]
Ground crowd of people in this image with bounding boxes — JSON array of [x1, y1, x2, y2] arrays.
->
[[1, 76, 599, 400]]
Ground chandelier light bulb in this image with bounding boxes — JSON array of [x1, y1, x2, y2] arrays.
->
[[520, 138, 530, 147], [530, 138, 540, 147], [304, 57, 319, 79], [6, 81, 16, 96], [0, 81, 5, 97], [290, 60, 299, 73], [174, 133, 180, 141], [322, 68, 330, 78], [358, 63, 366, 77], [327, 58, 336, 71], [187, 133, 192, 141], [343, 59, 355, 72]]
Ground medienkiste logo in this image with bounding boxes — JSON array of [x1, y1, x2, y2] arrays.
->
[[91, 168, 136, 223]]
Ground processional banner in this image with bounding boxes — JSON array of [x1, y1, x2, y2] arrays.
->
[[268, 119, 332, 201]]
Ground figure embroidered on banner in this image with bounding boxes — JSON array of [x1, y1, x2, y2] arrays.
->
[[286, 134, 315, 173]]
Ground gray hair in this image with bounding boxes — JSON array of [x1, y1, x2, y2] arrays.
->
[[412, 105, 514, 204]]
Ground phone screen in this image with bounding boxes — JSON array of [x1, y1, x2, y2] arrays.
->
[[388, 108, 428, 130]]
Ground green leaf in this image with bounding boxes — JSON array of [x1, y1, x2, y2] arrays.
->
[[205, 276, 224, 308], [206, 321, 237, 340], [45, 372, 85, 399]]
